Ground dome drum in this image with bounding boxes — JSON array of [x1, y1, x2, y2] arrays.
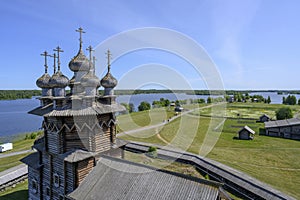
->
[[42, 88, 52, 97]]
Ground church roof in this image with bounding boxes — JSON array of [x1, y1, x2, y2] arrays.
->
[[68, 156, 222, 200], [61, 149, 95, 163], [28, 101, 125, 117], [20, 152, 42, 170]]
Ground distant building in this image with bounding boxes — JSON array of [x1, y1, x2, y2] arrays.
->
[[170, 102, 176, 106], [264, 118, 300, 140], [259, 114, 270, 122], [238, 126, 255, 140], [228, 96, 234, 103], [174, 106, 183, 112]]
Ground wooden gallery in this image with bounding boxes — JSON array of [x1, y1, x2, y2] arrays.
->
[[21, 28, 229, 200]]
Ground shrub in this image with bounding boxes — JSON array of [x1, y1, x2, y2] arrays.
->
[[148, 146, 158, 158]]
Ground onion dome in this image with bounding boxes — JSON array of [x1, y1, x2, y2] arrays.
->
[[68, 27, 89, 72], [49, 47, 69, 88], [100, 71, 117, 89], [36, 73, 51, 88], [81, 46, 100, 89], [100, 50, 117, 89], [36, 51, 51, 89], [49, 71, 69, 88]]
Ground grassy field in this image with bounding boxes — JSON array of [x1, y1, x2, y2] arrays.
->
[[118, 103, 300, 199], [1, 103, 299, 198], [196, 102, 300, 119], [117, 104, 203, 133], [0, 153, 32, 172]]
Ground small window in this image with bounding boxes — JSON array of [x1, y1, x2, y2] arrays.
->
[[53, 173, 60, 187], [46, 187, 50, 196], [32, 179, 38, 193]]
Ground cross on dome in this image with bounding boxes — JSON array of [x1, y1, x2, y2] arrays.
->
[[76, 27, 85, 50], [40, 51, 51, 73], [53, 46, 64, 71]]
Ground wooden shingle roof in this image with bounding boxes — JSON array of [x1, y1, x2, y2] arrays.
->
[[239, 125, 255, 134], [68, 156, 222, 200], [264, 118, 300, 128], [61, 149, 95, 163]]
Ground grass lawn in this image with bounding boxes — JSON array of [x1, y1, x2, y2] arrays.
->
[[117, 104, 204, 133], [196, 102, 300, 119], [0, 153, 31, 172], [0, 179, 28, 200], [1, 139, 35, 154], [118, 103, 300, 199]]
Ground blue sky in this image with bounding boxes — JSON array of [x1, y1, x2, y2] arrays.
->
[[1, 0, 300, 90]]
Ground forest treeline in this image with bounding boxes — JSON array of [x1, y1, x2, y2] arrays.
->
[[2, 89, 300, 100], [0, 90, 41, 100]]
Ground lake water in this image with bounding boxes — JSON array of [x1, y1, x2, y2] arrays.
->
[[0, 92, 299, 141]]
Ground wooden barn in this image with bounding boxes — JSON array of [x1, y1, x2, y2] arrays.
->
[[264, 118, 300, 140], [238, 126, 255, 140], [22, 28, 230, 200], [259, 114, 270, 122]]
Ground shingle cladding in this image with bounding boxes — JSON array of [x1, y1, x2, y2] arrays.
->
[[264, 118, 300, 128], [68, 156, 221, 200]]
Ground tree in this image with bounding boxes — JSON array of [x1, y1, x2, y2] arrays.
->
[[267, 96, 271, 104], [282, 96, 286, 104], [284, 95, 297, 105], [276, 107, 293, 120], [298, 99, 300, 105], [138, 101, 151, 111], [207, 97, 212, 104], [129, 103, 134, 113]]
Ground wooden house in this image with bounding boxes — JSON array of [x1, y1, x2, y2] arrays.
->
[[264, 118, 300, 140], [238, 126, 255, 140], [259, 114, 270, 122]]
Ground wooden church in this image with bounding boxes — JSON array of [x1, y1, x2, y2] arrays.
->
[[21, 28, 125, 200], [22, 28, 229, 200]]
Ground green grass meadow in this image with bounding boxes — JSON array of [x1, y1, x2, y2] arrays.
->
[[118, 103, 300, 199], [1, 103, 300, 199]]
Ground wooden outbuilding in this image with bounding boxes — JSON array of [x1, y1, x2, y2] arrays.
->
[[259, 114, 270, 122], [238, 126, 255, 140], [264, 118, 300, 140]]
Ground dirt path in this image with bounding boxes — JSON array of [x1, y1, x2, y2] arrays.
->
[[0, 149, 34, 159], [118, 103, 225, 138]]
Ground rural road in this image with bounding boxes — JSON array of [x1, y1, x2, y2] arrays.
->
[[118, 103, 225, 137], [0, 149, 34, 159]]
